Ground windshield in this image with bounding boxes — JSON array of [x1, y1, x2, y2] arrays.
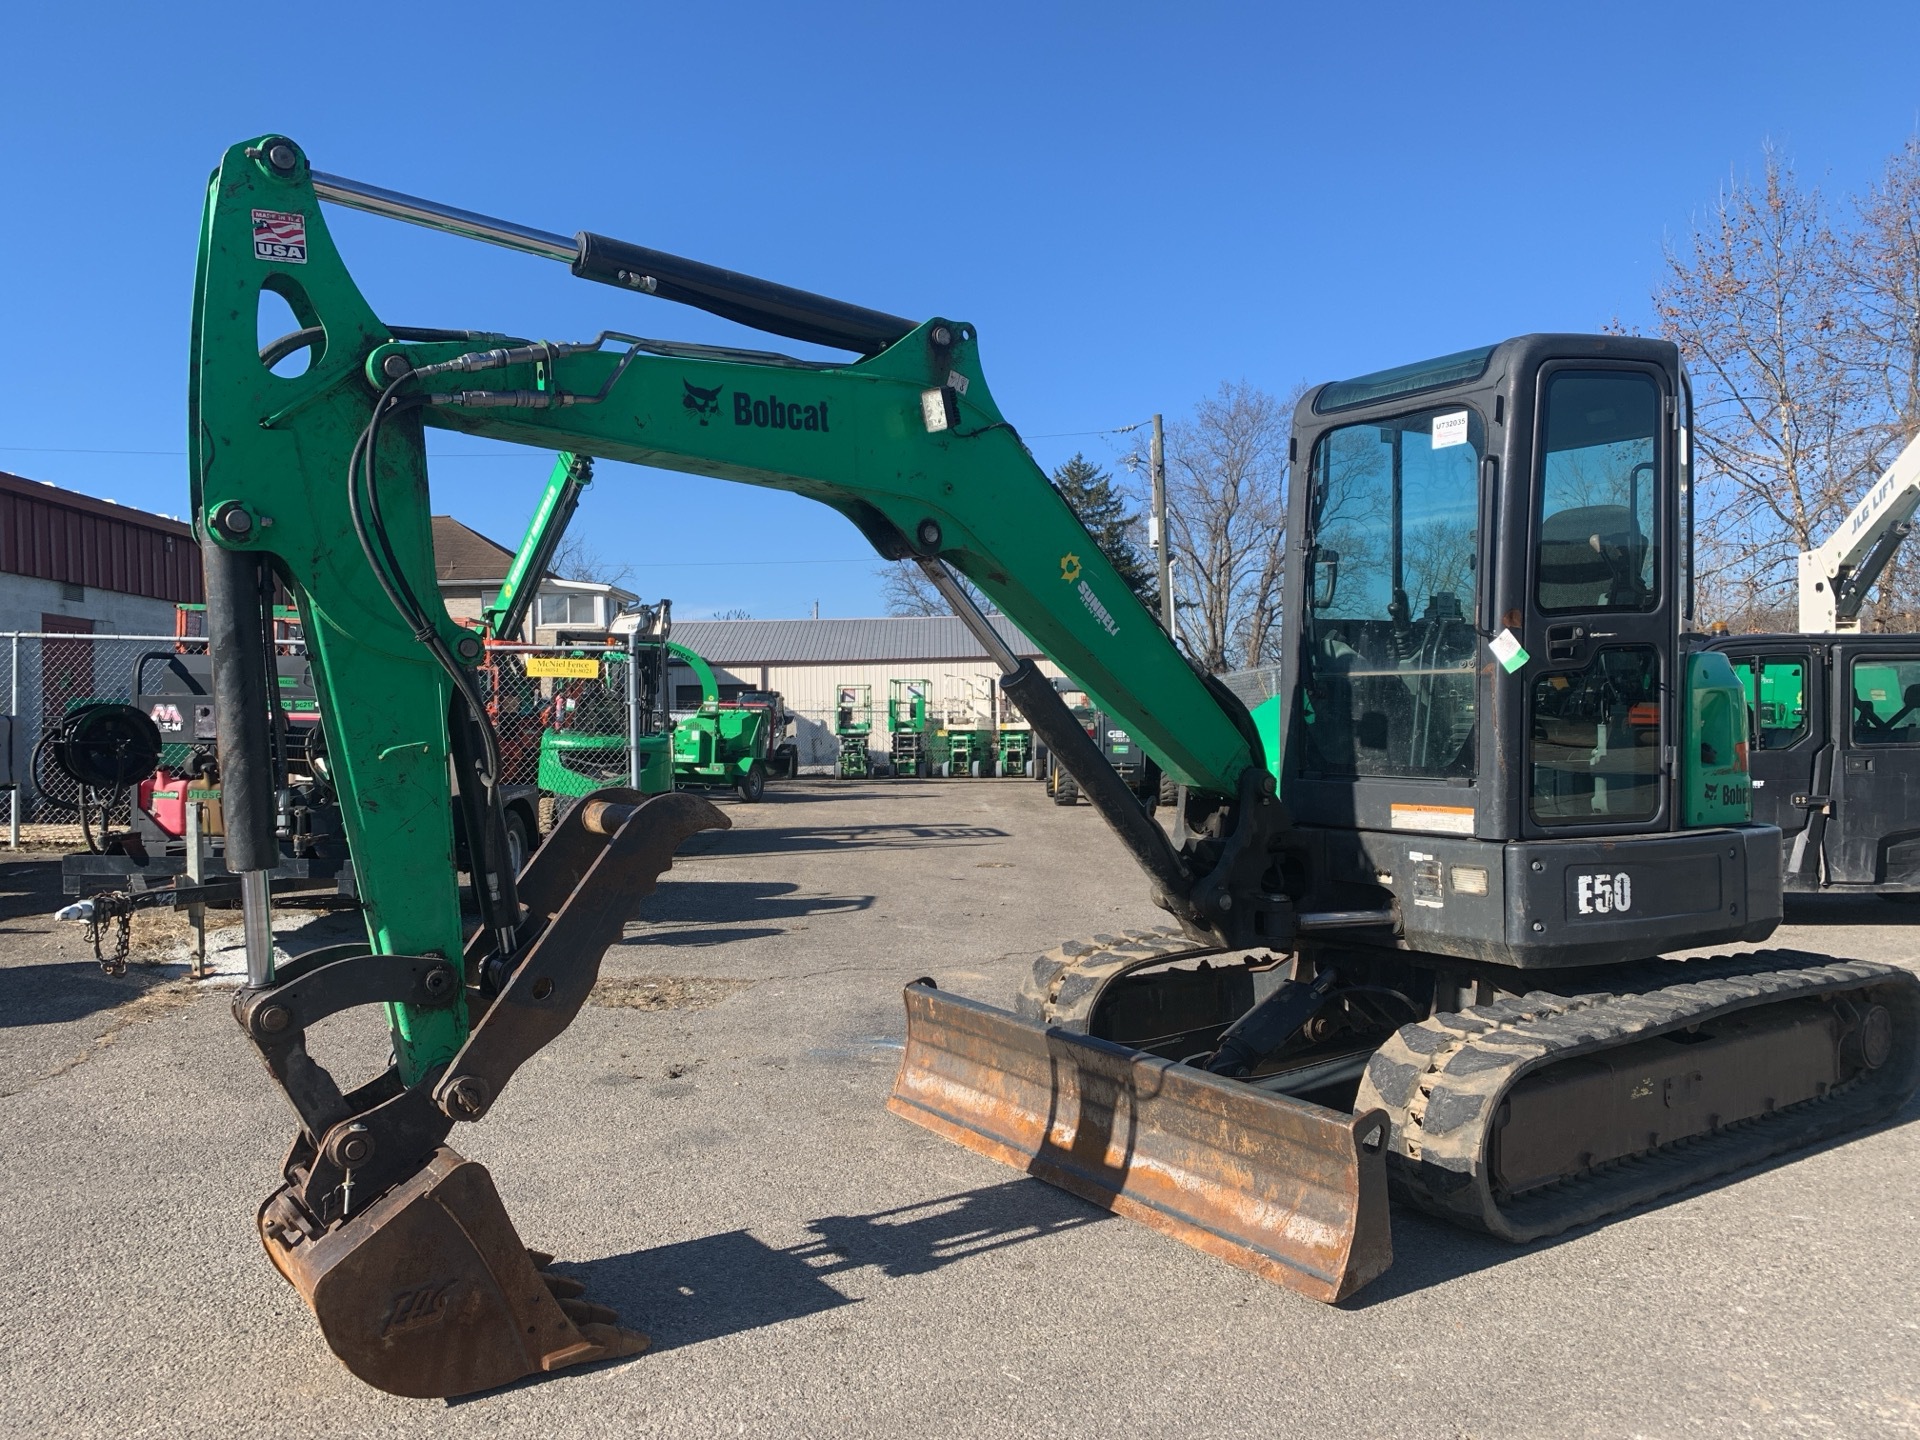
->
[[1302, 406, 1481, 779]]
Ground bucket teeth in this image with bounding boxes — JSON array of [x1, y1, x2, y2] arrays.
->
[[539, 1271, 588, 1299], [558, 1297, 622, 1327], [526, 1248, 555, 1269]]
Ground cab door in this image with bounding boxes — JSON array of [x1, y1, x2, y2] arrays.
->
[[1521, 364, 1677, 838], [1830, 644, 1920, 886], [1723, 645, 1823, 885]]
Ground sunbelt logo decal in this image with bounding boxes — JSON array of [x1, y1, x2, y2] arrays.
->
[[1059, 551, 1118, 636]]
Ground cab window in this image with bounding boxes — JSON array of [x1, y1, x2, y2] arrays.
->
[[1733, 657, 1808, 749], [1302, 406, 1481, 779], [1851, 657, 1920, 745], [1536, 372, 1660, 613]]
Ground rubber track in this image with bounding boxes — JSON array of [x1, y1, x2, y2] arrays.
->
[[1015, 927, 1223, 1031], [1354, 948, 1920, 1242]]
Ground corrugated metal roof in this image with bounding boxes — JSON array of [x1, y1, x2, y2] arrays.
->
[[668, 615, 1042, 665], [0, 471, 202, 603]]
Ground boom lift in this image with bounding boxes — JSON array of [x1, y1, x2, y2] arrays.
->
[[193, 137, 1920, 1395]]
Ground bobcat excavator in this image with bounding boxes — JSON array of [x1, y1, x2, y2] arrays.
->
[[192, 136, 1920, 1397]]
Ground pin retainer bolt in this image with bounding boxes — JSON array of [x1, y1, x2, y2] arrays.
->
[[447, 1076, 491, 1119], [329, 1124, 374, 1167]]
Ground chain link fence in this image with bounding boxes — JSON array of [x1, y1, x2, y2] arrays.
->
[[1217, 664, 1284, 712], [3, 633, 664, 845]]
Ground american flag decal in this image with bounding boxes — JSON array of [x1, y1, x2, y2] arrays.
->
[[252, 208, 308, 264]]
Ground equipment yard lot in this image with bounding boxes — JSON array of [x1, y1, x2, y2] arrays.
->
[[3, 780, 1917, 1439]]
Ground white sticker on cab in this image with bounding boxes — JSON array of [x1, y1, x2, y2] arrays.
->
[[1431, 411, 1469, 449]]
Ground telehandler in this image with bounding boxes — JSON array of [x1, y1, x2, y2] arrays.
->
[[191, 136, 1919, 1397]]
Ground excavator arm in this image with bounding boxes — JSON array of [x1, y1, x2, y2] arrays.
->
[[190, 136, 1344, 1398]]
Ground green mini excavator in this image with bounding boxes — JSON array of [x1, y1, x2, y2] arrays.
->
[[192, 136, 1920, 1397]]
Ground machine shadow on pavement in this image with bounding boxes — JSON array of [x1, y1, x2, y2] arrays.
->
[[681, 823, 1010, 858], [565, 1179, 1106, 1355], [628, 878, 874, 927]]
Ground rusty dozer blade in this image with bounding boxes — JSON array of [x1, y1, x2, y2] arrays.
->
[[887, 983, 1392, 1302], [262, 1147, 646, 1400]]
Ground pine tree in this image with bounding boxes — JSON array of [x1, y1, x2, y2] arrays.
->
[[1052, 453, 1156, 606]]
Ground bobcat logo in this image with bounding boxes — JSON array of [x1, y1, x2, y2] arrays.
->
[[682, 379, 724, 424]]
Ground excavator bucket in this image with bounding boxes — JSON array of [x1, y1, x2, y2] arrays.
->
[[888, 983, 1392, 1303], [263, 1147, 645, 1399]]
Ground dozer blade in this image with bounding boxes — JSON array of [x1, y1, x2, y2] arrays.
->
[[887, 983, 1393, 1302], [263, 1147, 644, 1399]]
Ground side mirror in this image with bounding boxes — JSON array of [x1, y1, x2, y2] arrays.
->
[[1311, 546, 1341, 611]]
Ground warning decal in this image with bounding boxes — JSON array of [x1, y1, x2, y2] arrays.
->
[[252, 209, 308, 264]]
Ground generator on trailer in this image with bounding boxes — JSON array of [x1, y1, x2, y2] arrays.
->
[[189, 137, 1919, 1397]]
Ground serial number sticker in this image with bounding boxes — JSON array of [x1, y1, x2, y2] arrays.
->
[[525, 656, 602, 678], [1390, 803, 1475, 836], [1431, 411, 1469, 448]]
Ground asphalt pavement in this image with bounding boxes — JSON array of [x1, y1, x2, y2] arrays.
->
[[2, 780, 1917, 1439]]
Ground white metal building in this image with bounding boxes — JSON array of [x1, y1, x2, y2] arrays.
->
[[665, 616, 1064, 771]]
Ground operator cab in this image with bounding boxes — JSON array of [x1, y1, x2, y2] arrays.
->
[[1280, 335, 1778, 967], [1701, 632, 1920, 893]]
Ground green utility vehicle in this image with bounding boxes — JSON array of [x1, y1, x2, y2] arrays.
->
[[887, 677, 931, 776], [835, 683, 873, 777], [189, 136, 1915, 1397], [667, 641, 788, 801]]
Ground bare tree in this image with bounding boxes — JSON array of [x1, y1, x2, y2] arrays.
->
[[877, 561, 990, 617], [551, 534, 635, 590], [1654, 146, 1877, 627], [711, 607, 753, 620], [1163, 382, 1294, 671], [1838, 135, 1920, 628]]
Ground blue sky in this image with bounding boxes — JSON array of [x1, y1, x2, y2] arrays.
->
[[4, 2, 1916, 619]]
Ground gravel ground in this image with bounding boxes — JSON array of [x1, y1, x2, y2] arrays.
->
[[2, 779, 1916, 1439]]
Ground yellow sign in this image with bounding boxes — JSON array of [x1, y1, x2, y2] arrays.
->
[[525, 656, 602, 679], [1059, 552, 1082, 582]]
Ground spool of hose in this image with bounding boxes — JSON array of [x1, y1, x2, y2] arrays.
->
[[40, 703, 164, 789]]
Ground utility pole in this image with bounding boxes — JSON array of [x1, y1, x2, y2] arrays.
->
[[1150, 413, 1174, 635]]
